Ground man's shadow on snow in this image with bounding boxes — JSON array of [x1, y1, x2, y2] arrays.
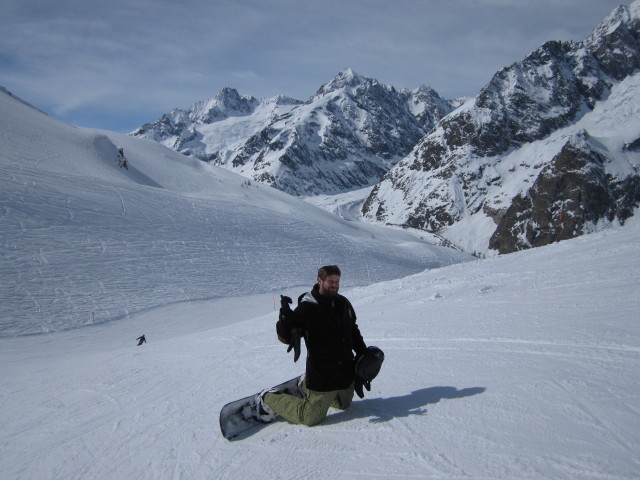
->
[[324, 386, 486, 425]]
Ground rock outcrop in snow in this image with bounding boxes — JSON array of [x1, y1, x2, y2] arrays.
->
[[489, 130, 640, 253]]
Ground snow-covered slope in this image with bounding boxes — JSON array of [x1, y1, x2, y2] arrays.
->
[[0, 87, 469, 336], [1, 217, 638, 479]]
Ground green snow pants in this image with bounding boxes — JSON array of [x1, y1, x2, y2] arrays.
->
[[264, 380, 355, 427]]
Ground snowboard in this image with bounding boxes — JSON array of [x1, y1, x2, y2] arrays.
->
[[219, 375, 303, 440]]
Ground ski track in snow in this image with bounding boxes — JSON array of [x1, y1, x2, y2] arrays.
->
[[1, 223, 639, 479], [1, 159, 466, 336]]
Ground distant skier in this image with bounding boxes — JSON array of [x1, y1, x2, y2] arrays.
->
[[255, 265, 383, 426], [136, 335, 146, 346]]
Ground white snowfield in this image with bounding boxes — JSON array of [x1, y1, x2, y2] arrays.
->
[[1, 87, 640, 479], [0, 87, 468, 337], [1, 222, 639, 479]]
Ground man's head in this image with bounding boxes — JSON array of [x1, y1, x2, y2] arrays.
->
[[317, 265, 341, 297]]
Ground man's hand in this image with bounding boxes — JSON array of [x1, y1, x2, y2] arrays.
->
[[279, 296, 302, 362], [279, 295, 293, 319]]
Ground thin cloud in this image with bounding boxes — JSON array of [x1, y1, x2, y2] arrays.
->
[[0, 0, 627, 132]]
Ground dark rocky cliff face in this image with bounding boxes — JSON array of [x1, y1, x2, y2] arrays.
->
[[489, 133, 640, 253]]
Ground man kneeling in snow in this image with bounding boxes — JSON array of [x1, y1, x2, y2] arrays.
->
[[256, 265, 382, 426]]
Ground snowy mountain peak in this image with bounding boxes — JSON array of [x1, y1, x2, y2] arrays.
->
[[131, 87, 261, 140], [313, 68, 374, 97], [192, 87, 260, 122], [583, 0, 640, 81], [225, 70, 450, 195], [591, 0, 640, 36], [402, 84, 454, 126], [264, 94, 304, 106]]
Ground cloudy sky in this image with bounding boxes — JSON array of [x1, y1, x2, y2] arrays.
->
[[0, 0, 628, 133]]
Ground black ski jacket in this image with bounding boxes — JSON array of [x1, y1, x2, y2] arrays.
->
[[288, 284, 367, 392]]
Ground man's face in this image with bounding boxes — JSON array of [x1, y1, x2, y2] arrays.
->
[[318, 274, 340, 297]]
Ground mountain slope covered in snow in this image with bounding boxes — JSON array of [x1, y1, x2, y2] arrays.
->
[[363, 1, 640, 256], [131, 2, 640, 258], [0, 86, 469, 336]]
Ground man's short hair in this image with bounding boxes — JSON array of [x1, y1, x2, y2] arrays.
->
[[318, 265, 341, 280]]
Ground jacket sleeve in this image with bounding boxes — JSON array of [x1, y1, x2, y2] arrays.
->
[[347, 299, 367, 356], [276, 317, 291, 344]]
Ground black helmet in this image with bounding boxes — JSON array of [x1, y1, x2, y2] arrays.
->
[[355, 346, 385, 381]]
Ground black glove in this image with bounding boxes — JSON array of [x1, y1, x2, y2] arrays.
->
[[277, 295, 294, 343], [353, 351, 369, 398], [279, 295, 293, 318], [279, 295, 302, 362], [287, 327, 303, 362], [354, 376, 371, 399]]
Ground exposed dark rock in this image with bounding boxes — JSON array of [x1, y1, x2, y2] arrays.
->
[[489, 133, 638, 254]]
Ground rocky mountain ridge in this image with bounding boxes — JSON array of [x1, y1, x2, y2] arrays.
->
[[133, 69, 453, 195], [362, 0, 640, 255]]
